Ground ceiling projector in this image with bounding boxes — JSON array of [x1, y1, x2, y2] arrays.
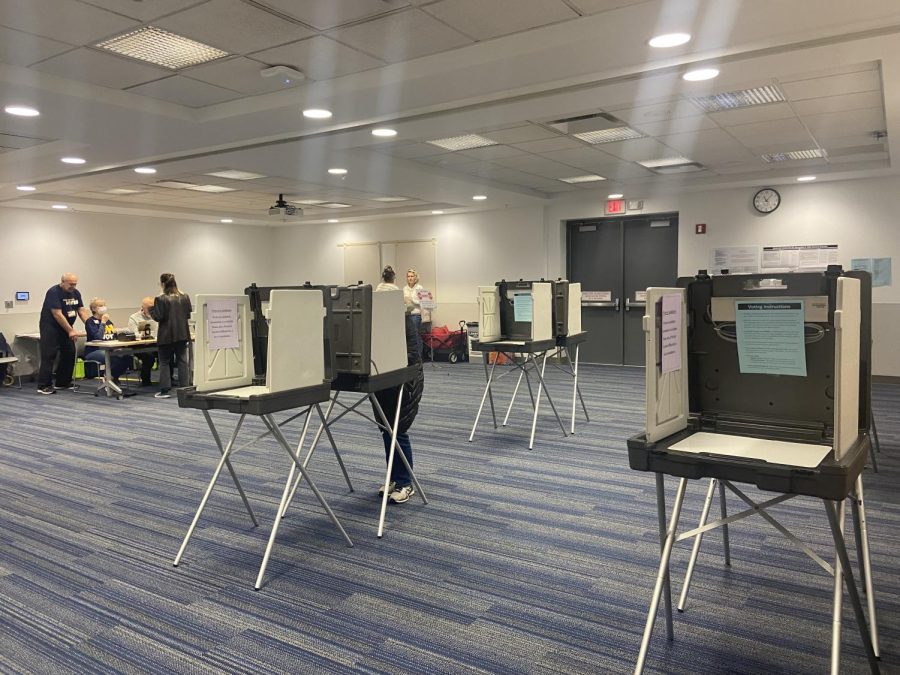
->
[[268, 194, 302, 219]]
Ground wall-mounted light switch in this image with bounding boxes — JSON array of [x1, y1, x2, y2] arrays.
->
[[4, 301, 13, 309]]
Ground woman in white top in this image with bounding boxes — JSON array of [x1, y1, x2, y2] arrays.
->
[[376, 265, 400, 292], [403, 268, 429, 357]]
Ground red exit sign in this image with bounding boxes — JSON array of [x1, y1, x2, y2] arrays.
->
[[605, 199, 625, 215]]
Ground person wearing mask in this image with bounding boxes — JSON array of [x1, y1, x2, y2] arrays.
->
[[83, 298, 130, 383], [128, 296, 159, 387], [403, 268, 430, 357], [376, 265, 400, 292], [149, 273, 192, 399], [36, 273, 91, 395]]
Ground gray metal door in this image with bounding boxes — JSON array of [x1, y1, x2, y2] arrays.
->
[[567, 213, 678, 365]]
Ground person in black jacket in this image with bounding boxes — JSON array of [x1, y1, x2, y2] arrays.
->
[[371, 310, 424, 504], [149, 272, 192, 399]]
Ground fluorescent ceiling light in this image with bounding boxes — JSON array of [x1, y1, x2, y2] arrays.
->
[[61, 157, 86, 164], [321, 202, 350, 208], [653, 163, 705, 174], [155, 180, 196, 189], [426, 134, 497, 151], [572, 126, 644, 144], [608, 193, 624, 199], [185, 184, 236, 193], [473, 195, 487, 201], [637, 156, 694, 168], [762, 148, 827, 162], [327, 219, 340, 223], [290, 198, 326, 205], [52, 204, 68, 209], [431, 210, 444, 214], [683, 68, 719, 82], [205, 170, 266, 180], [372, 128, 397, 137], [16, 185, 36, 191], [96, 26, 227, 69], [303, 108, 332, 119], [4, 105, 39, 117], [797, 175, 817, 182], [372, 196, 409, 202], [328, 168, 348, 175], [220, 218, 233, 223], [691, 85, 785, 112], [648, 33, 691, 48], [134, 167, 156, 174], [559, 174, 606, 184], [104, 188, 144, 194]]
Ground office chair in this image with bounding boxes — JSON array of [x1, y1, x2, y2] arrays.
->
[[0, 332, 21, 388]]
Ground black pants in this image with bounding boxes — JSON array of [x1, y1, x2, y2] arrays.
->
[[38, 324, 75, 388], [157, 341, 190, 390]]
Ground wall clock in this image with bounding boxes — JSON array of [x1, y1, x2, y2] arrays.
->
[[753, 188, 781, 214]]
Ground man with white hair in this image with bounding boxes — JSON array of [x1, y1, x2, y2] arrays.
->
[[37, 273, 91, 395]]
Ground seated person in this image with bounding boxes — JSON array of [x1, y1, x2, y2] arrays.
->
[[128, 296, 159, 387], [84, 298, 130, 383]]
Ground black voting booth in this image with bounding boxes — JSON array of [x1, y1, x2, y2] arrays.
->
[[627, 268, 880, 675], [496, 278, 573, 339]]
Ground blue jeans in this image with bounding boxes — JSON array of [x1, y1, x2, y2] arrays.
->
[[84, 350, 129, 379], [410, 313, 422, 357], [381, 430, 413, 487]]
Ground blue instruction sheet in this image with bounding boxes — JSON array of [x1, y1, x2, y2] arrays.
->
[[513, 293, 533, 322], [735, 299, 807, 376]]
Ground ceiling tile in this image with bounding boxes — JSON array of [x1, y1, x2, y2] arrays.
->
[[156, 0, 315, 55], [458, 145, 526, 160], [540, 147, 618, 170], [801, 108, 885, 138], [327, 9, 472, 64], [184, 56, 303, 94], [375, 142, 447, 159], [0, 0, 139, 44], [708, 102, 798, 128], [511, 136, 583, 153], [725, 118, 813, 146], [0, 133, 51, 149], [598, 137, 677, 162], [422, 0, 576, 41], [565, 0, 649, 15], [482, 124, 561, 145], [248, 36, 383, 81], [254, 0, 410, 30], [77, 0, 206, 21], [791, 91, 882, 117], [637, 115, 718, 137], [611, 99, 704, 126], [780, 70, 880, 101], [0, 26, 73, 67], [31, 48, 170, 89], [126, 75, 240, 107]]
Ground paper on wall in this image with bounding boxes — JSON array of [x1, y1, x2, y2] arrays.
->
[[761, 244, 839, 271], [710, 245, 760, 274]]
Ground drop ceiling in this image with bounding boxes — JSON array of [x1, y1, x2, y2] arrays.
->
[[1, 0, 899, 225]]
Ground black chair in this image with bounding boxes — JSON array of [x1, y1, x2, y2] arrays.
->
[[0, 333, 21, 389]]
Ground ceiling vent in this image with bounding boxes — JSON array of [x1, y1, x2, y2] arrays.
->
[[689, 85, 785, 113], [762, 148, 827, 162], [547, 112, 644, 143], [426, 134, 497, 151], [96, 26, 228, 70]]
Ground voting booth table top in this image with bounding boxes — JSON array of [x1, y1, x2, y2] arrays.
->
[[470, 279, 588, 448], [627, 269, 880, 674]]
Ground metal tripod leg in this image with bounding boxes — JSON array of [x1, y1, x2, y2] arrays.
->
[[470, 358, 499, 440], [871, 415, 881, 454], [564, 344, 588, 434], [719, 480, 731, 566], [678, 478, 717, 612], [529, 352, 568, 449], [831, 499, 845, 675], [636, 476, 688, 675], [824, 499, 880, 674], [868, 417, 880, 472], [174, 414, 248, 566], [502, 366, 525, 427], [855, 476, 880, 657]]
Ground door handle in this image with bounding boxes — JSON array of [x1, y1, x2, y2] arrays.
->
[[581, 299, 619, 309], [625, 299, 646, 312]]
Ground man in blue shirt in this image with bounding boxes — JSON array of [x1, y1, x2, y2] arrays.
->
[[37, 273, 91, 395]]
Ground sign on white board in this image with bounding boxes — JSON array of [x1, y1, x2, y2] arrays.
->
[[207, 298, 239, 350], [660, 293, 681, 374]]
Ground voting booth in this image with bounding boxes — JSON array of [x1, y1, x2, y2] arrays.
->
[[627, 269, 879, 674]]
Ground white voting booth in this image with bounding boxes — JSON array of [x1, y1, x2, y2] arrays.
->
[[631, 274, 879, 674]]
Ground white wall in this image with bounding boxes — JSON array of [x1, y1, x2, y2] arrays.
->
[[0, 207, 275, 338], [270, 206, 549, 326]]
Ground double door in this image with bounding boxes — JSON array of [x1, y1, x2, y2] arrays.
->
[[567, 214, 678, 365]]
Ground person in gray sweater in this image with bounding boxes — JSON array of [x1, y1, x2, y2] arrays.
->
[[149, 273, 192, 399]]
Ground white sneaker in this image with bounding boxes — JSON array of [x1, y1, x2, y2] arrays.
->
[[389, 485, 415, 504], [378, 481, 397, 498]]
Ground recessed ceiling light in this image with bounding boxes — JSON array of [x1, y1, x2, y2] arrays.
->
[[4, 105, 40, 117], [303, 108, 332, 119], [372, 128, 397, 137], [637, 156, 694, 168], [61, 157, 86, 164], [572, 126, 644, 144], [104, 188, 144, 195], [96, 26, 227, 69], [691, 85, 784, 112], [797, 175, 817, 182], [472, 195, 487, 201], [426, 134, 497, 151], [16, 185, 36, 191], [648, 33, 691, 48], [608, 193, 624, 199], [328, 168, 348, 175], [205, 169, 267, 180], [321, 202, 350, 208], [290, 198, 326, 205], [372, 196, 409, 202], [683, 68, 719, 82], [762, 149, 827, 163], [134, 167, 156, 174], [431, 210, 444, 215], [155, 180, 196, 189], [220, 218, 233, 223], [185, 184, 236, 193], [327, 219, 339, 223], [559, 174, 606, 184], [52, 204, 68, 209]]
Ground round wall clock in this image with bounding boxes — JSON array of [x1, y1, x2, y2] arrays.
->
[[753, 188, 781, 214]]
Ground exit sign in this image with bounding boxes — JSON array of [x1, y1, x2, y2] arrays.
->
[[605, 199, 625, 215]]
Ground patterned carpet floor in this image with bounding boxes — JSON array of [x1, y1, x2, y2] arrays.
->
[[0, 362, 897, 674]]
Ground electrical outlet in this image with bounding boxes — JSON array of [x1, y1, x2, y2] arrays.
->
[[4, 301, 13, 309]]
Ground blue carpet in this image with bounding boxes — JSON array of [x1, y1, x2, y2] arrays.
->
[[0, 363, 897, 673]]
